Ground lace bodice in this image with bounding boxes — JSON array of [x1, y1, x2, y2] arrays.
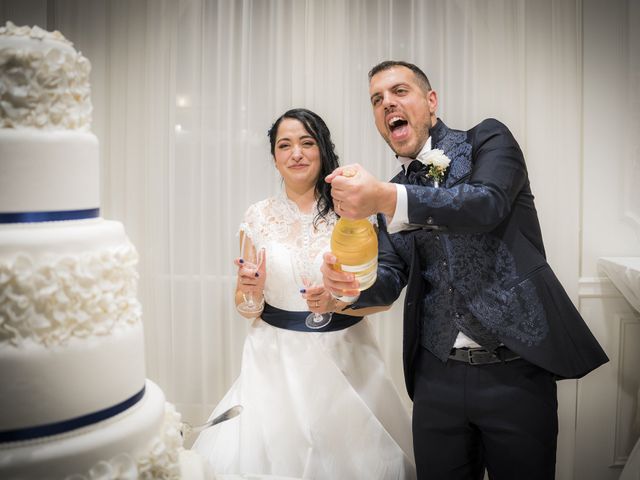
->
[[239, 192, 337, 311]]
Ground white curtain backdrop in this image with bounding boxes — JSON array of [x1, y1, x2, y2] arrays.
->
[[2, 1, 639, 473], [0, 0, 595, 418]]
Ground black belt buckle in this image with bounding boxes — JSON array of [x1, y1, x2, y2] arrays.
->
[[467, 348, 495, 365], [467, 348, 482, 365], [449, 346, 520, 365]]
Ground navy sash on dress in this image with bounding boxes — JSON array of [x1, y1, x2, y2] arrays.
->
[[0, 385, 145, 443], [261, 303, 363, 333]]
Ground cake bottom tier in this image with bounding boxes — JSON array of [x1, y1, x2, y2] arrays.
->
[[0, 379, 193, 479]]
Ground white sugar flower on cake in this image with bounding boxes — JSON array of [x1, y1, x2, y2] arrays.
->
[[0, 21, 92, 130], [0, 21, 71, 44]]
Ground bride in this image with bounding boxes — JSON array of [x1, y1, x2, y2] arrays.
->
[[192, 108, 416, 479]]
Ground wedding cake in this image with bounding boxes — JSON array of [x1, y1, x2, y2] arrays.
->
[[0, 22, 211, 479]]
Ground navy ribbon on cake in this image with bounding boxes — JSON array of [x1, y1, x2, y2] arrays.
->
[[0, 208, 100, 224], [261, 303, 363, 332], [0, 385, 145, 443]]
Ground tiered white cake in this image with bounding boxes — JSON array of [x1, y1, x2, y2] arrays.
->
[[0, 22, 210, 479]]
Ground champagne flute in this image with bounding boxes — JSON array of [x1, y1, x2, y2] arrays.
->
[[237, 233, 264, 315], [291, 252, 332, 329]]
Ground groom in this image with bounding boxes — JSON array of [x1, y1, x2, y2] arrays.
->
[[322, 60, 608, 479]]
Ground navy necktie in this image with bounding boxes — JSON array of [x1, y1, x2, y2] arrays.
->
[[405, 160, 430, 186]]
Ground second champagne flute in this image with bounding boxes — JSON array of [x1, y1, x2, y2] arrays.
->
[[291, 252, 332, 329]]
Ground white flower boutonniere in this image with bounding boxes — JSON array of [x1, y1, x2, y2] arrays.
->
[[422, 149, 451, 187]]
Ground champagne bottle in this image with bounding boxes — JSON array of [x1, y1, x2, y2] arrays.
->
[[330, 217, 378, 300]]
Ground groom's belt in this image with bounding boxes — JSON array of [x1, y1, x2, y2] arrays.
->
[[449, 346, 520, 365], [262, 303, 363, 333]]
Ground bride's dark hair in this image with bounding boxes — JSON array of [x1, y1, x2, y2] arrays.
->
[[268, 108, 339, 227]]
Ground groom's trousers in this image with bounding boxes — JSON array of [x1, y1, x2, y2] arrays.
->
[[411, 346, 558, 480]]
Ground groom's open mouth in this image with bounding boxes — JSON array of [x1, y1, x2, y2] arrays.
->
[[388, 115, 409, 141]]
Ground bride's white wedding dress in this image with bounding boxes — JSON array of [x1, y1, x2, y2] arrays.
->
[[192, 192, 416, 479]]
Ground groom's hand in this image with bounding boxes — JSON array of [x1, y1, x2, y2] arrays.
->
[[320, 251, 360, 298], [326, 163, 397, 219]]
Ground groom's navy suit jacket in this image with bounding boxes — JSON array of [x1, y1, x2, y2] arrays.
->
[[353, 118, 608, 398]]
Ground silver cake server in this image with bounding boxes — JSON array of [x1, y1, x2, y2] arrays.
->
[[181, 404, 243, 436]]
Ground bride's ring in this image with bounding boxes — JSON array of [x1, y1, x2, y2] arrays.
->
[[316, 300, 320, 307], [337, 200, 342, 210]]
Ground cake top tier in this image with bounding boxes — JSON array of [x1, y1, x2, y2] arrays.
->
[[0, 21, 92, 131]]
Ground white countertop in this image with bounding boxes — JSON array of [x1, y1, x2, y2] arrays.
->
[[598, 257, 640, 313]]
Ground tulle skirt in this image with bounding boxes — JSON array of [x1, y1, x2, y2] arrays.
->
[[192, 317, 416, 480]]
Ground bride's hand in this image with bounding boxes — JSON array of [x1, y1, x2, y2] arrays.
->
[[320, 251, 360, 298], [234, 249, 266, 296], [302, 284, 335, 314]]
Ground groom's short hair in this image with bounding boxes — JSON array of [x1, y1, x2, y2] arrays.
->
[[368, 61, 432, 93]]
